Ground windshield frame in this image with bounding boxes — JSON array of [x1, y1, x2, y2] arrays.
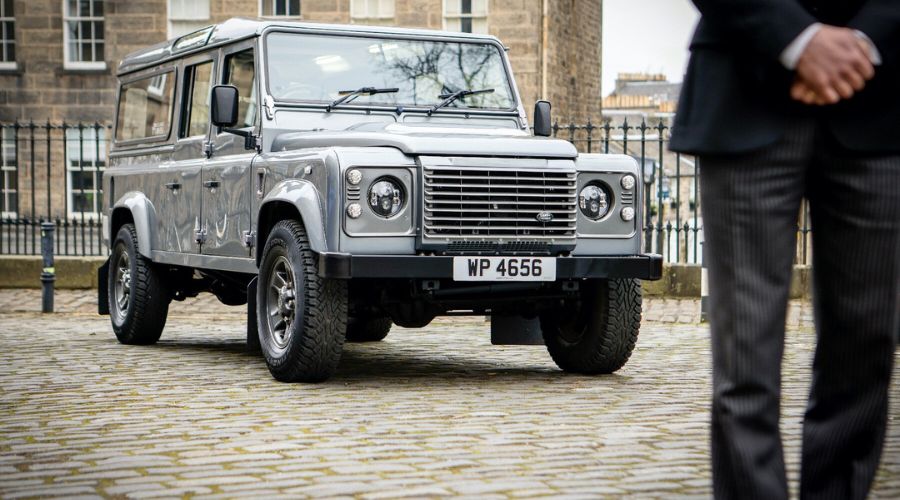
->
[[260, 27, 521, 115]]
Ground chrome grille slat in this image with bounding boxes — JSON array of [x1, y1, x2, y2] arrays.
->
[[423, 165, 578, 242], [425, 190, 574, 198]]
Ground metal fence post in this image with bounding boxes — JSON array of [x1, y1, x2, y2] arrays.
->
[[40, 221, 55, 313]]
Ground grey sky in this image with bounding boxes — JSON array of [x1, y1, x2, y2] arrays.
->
[[602, 0, 699, 96]]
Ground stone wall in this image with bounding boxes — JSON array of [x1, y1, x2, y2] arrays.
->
[[0, 0, 601, 218]]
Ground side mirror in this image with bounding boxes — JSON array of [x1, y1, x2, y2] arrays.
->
[[210, 85, 239, 128], [533, 100, 552, 137]]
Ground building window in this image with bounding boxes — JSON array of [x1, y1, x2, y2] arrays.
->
[[168, 0, 210, 38], [66, 127, 106, 217], [0, 127, 16, 217], [0, 0, 15, 70], [443, 0, 488, 34], [63, 0, 106, 70], [351, 0, 395, 25], [260, 0, 301, 17]]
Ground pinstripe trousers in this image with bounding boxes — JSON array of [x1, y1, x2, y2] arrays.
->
[[699, 118, 900, 500]]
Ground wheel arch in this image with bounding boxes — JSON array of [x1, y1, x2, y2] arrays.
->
[[256, 179, 328, 266], [110, 192, 157, 258]]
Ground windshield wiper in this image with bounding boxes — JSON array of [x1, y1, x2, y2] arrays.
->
[[326, 86, 399, 111], [428, 88, 495, 115]]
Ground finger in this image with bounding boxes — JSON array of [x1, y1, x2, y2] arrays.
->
[[819, 85, 841, 104], [807, 73, 841, 104], [849, 48, 876, 80], [832, 79, 855, 100], [840, 67, 866, 91]]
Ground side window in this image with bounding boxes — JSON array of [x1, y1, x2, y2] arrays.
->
[[115, 71, 176, 142], [223, 49, 258, 129], [181, 61, 214, 138]]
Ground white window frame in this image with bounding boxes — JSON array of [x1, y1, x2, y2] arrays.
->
[[442, 0, 489, 34], [65, 127, 106, 219], [167, 0, 210, 39], [350, 0, 395, 22], [0, 127, 16, 218], [62, 0, 107, 71], [259, 0, 301, 18], [0, 0, 15, 70]]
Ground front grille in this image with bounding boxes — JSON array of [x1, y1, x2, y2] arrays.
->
[[445, 240, 551, 255], [423, 165, 577, 243]]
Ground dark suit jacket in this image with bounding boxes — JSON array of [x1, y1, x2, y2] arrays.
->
[[670, 0, 900, 155]]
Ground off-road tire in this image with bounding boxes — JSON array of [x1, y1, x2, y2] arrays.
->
[[540, 278, 642, 374], [345, 317, 392, 342], [108, 224, 170, 345], [257, 220, 348, 383]]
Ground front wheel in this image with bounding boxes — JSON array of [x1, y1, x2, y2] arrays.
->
[[540, 278, 642, 374], [108, 224, 170, 344], [257, 220, 348, 382]]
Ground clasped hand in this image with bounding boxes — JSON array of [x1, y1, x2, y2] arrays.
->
[[791, 25, 875, 106]]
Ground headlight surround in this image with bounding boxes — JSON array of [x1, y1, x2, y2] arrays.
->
[[368, 177, 405, 218], [578, 182, 612, 221]]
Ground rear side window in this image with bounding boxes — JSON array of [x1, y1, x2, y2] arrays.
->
[[115, 71, 176, 142]]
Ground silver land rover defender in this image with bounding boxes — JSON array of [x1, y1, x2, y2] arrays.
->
[[98, 19, 662, 382]]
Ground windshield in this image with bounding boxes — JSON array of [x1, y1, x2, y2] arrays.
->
[[265, 32, 516, 111]]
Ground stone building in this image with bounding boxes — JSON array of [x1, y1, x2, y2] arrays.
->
[[0, 0, 602, 219]]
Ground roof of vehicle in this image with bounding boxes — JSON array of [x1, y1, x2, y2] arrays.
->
[[117, 17, 504, 76]]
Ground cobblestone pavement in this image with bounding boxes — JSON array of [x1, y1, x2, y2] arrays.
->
[[0, 290, 896, 499]]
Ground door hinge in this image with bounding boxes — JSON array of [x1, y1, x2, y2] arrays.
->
[[194, 227, 207, 245], [203, 141, 213, 158], [242, 230, 255, 248]]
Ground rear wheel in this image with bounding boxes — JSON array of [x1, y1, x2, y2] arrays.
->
[[257, 220, 348, 382], [540, 278, 642, 374], [108, 224, 170, 345], [346, 316, 392, 342]]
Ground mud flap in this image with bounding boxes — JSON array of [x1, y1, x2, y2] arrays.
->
[[491, 315, 545, 345], [97, 258, 110, 315], [246, 277, 260, 352]]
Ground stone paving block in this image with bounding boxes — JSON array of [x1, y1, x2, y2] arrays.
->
[[0, 292, 894, 498]]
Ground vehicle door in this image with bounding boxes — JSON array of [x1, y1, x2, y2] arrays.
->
[[200, 41, 259, 258], [161, 53, 216, 253]]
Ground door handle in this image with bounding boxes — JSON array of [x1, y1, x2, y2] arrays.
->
[[202, 180, 220, 189], [164, 182, 181, 190]]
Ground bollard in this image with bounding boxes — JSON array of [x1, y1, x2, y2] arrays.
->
[[40, 221, 55, 313], [700, 235, 708, 323]]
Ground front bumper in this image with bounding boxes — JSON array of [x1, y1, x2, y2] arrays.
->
[[317, 253, 663, 280]]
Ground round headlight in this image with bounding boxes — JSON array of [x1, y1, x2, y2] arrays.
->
[[368, 178, 404, 218], [621, 175, 636, 190], [579, 184, 611, 220]]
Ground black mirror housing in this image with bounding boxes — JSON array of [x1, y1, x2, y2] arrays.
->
[[211, 85, 239, 128], [533, 100, 552, 137]]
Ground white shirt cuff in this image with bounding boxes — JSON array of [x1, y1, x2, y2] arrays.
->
[[854, 30, 882, 65], [780, 23, 822, 69]]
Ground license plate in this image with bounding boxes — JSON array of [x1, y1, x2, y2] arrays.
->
[[452, 256, 556, 282]]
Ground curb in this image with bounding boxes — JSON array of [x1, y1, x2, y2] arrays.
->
[[0, 256, 812, 299]]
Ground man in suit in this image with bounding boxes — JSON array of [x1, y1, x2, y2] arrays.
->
[[670, 1, 899, 499]]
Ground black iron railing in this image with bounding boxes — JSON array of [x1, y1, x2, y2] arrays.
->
[[0, 119, 813, 265]]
